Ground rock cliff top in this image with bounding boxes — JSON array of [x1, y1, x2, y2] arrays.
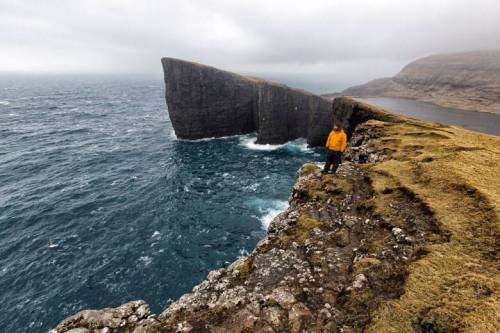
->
[[330, 50, 500, 114], [52, 98, 500, 333]]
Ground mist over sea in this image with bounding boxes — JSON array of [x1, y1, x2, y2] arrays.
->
[[0, 75, 320, 332]]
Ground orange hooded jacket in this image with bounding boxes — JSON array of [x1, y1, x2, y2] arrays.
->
[[325, 129, 347, 152]]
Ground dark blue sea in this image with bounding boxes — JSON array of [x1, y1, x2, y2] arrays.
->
[[0, 75, 321, 332]]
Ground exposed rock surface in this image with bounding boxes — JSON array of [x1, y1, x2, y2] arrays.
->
[[327, 50, 500, 114], [52, 98, 500, 332], [162, 58, 333, 145], [51, 300, 162, 333]]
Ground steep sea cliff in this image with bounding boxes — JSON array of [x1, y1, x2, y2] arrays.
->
[[52, 96, 500, 332], [161, 58, 333, 146]]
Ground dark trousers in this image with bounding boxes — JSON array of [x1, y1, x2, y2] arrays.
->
[[324, 150, 342, 173]]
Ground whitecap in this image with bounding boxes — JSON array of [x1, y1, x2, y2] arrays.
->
[[243, 183, 259, 192], [48, 241, 59, 249], [152, 231, 161, 238], [0, 100, 10, 106], [138, 256, 152, 266]]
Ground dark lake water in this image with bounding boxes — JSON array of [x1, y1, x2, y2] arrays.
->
[[360, 97, 500, 136], [0, 75, 321, 332]]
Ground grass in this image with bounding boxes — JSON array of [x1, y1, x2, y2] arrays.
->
[[341, 108, 500, 332]]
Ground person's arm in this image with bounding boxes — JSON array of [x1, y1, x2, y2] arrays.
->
[[340, 132, 347, 152], [325, 132, 332, 148]]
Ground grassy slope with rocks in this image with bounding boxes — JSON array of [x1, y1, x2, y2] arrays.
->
[[52, 97, 499, 333]]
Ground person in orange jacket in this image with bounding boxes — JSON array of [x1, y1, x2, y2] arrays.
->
[[322, 124, 347, 174]]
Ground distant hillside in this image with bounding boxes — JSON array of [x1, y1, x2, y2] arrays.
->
[[326, 50, 500, 114]]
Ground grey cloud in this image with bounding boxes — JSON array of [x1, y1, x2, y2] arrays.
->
[[1, 0, 499, 93]]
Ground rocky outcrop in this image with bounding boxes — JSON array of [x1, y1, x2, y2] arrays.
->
[[162, 58, 333, 145], [329, 50, 500, 114], [50, 300, 162, 333]]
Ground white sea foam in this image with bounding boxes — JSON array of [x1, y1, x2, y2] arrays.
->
[[239, 135, 285, 151], [152, 231, 161, 238], [169, 130, 178, 140], [243, 183, 259, 192], [0, 100, 10, 105], [250, 199, 289, 230], [238, 248, 250, 257], [171, 132, 242, 142], [239, 135, 312, 153]]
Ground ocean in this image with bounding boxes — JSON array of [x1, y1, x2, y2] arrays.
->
[[0, 75, 320, 332]]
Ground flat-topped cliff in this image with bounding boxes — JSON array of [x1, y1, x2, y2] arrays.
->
[[162, 58, 334, 145], [51, 97, 500, 333], [329, 50, 500, 114]]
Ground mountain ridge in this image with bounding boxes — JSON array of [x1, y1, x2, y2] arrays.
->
[[325, 50, 500, 114]]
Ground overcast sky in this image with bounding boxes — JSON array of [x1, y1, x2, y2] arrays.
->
[[1, 0, 499, 92]]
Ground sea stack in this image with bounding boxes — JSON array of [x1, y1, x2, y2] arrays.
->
[[161, 58, 333, 146]]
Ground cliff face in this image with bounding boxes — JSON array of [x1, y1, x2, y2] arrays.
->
[[162, 58, 332, 145], [336, 50, 500, 114], [51, 98, 500, 333]]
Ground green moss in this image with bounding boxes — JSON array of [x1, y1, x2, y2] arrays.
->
[[353, 257, 381, 273], [309, 254, 323, 267], [299, 163, 319, 177], [234, 258, 252, 279], [295, 212, 321, 243], [351, 288, 374, 304], [331, 229, 350, 247], [358, 236, 389, 254]]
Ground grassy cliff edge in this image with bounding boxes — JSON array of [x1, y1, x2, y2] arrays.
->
[[346, 98, 499, 332]]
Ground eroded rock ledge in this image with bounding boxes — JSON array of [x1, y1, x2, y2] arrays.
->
[[52, 98, 500, 332]]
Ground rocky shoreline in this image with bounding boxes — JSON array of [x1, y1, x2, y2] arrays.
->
[[51, 98, 500, 333], [54, 122, 436, 332]]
